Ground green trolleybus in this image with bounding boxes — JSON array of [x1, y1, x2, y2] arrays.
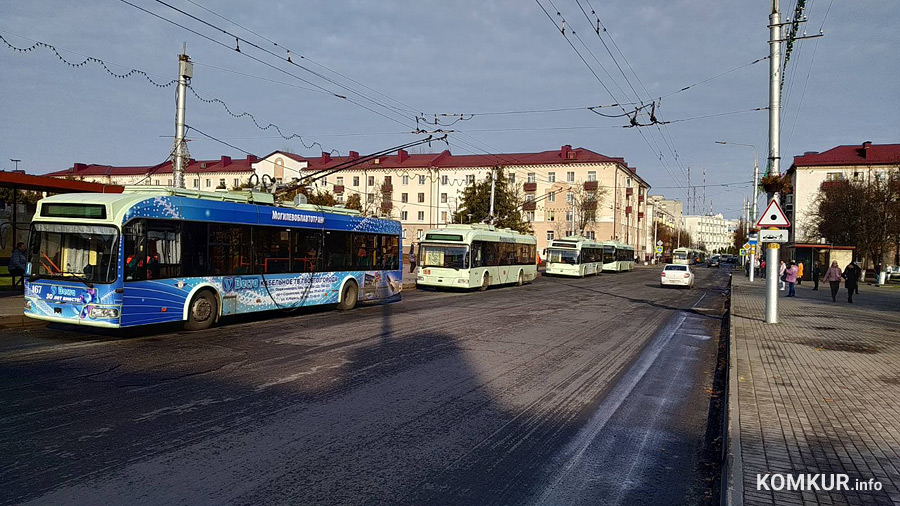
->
[[416, 225, 537, 290]]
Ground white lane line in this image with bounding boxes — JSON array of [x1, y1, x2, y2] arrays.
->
[[533, 312, 688, 505]]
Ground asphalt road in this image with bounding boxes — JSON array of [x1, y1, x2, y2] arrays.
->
[[0, 264, 731, 505]]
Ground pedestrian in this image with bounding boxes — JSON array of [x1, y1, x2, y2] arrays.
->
[[823, 260, 842, 302], [754, 257, 760, 277], [843, 259, 862, 303], [8, 242, 27, 288], [760, 259, 766, 278], [812, 262, 821, 291], [408, 243, 417, 273], [797, 261, 804, 285], [784, 261, 799, 297], [779, 260, 787, 291]]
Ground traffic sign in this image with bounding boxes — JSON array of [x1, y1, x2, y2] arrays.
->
[[656, 240, 663, 246], [760, 229, 789, 243], [748, 233, 759, 246], [655, 245, 663, 254], [756, 200, 791, 228], [739, 249, 746, 256], [742, 243, 750, 251]]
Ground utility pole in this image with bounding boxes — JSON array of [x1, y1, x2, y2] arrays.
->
[[173, 44, 192, 189], [488, 168, 496, 224], [765, 0, 782, 323], [686, 166, 692, 214]]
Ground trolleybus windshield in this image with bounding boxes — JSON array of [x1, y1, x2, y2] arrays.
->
[[29, 223, 118, 283], [547, 248, 579, 265], [420, 244, 469, 269]]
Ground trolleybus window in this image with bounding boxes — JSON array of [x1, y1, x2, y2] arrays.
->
[[547, 248, 579, 265], [420, 244, 469, 269], [29, 223, 118, 283]]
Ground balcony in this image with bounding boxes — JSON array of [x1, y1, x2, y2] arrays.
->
[[583, 180, 598, 191], [523, 182, 538, 192], [381, 183, 394, 193], [522, 201, 537, 211], [638, 211, 644, 220], [625, 187, 633, 197], [820, 180, 848, 190], [381, 201, 393, 212], [333, 185, 345, 194], [625, 205, 633, 214], [638, 195, 644, 203]]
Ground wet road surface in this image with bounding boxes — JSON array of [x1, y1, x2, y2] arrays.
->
[[0, 265, 730, 505]]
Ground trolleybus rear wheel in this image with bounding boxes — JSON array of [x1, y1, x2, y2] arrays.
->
[[185, 290, 217, 331], [337, 281, 358, 310], [517, 270, 524, 286]]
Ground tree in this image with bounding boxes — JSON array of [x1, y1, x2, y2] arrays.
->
[[571, 182, 608, 236], [733, 219, 749, 251], [345, 193, 363, 212], [453, 166, 531, 234], [307, 190, 337, 207]]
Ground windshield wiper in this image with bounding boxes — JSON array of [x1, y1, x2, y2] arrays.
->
[[65, 273, 95, 289]]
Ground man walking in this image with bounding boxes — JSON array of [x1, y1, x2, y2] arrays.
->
[[812, 262, 821, 291]]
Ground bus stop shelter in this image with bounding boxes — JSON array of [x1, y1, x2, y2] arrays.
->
[[0, 171, 122, 287], [784, 242, 856, 281]]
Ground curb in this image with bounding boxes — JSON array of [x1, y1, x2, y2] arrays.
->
[[724, 275, 743, 506]]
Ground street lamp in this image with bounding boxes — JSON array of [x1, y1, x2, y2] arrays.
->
[[10, 159, 21, 171], [715, 141, 760, 224]]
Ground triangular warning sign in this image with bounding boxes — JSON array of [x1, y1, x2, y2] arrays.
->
[[756, 200, 791, 228]]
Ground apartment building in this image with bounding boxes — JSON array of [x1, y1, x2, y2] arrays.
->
[[47, 145, 651, 254]]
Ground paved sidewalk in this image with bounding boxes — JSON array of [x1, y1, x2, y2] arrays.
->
[[728, 276, 900, 505]]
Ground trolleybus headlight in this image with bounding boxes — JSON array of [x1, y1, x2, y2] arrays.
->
[[24, 300, 32, 311], [89, 307, 120, 319]]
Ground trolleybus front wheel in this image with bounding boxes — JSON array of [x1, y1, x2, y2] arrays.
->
[[337, 281, 358, 310], [517, 270, 524, 286], [185, 290, 217, 331], [480, 273, 490, 291]]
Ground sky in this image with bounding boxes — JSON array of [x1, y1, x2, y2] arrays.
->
[[1, 0, 897, 219]]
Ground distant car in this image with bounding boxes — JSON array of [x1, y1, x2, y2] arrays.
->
[[660, 264, 694, 288], [708, 256, 720, 268]]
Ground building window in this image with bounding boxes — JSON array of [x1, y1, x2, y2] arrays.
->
[[167, 179, 172, 186], [547, 231, 555, 241], [418, 193, 425, 203], [218, 178, 226, 188], [587, 171, 596, 182], [234, 178, 240, 188], [626, 177, 632, 187], [417, 211, 425, 221], [154, 179, 159, 186], [508, 173, 515, 184], [353, 176, 360, 186], [206, 179, 211, 188], [525, 194, 535, 202], [525, 211, 535, 222], [367, 194, 375, 203], [547, 192, 556, 202], [417, 230, 423, 240], [441, 211, 447, 222], [402, 175, 409, 185], [440, 193, 448, 203], [566, 192, 574, 204], [402, 229, 408, 239], [566, 211, 573, 222], [419, 175, 426, 185], [321, 176, 327, 186], [401, 211, 408, 220], [586, 231, 595, 240], [368, 176, 375, 186], [193, 180, 199, 188], [547, 210, 555, 222], [441, 175, 449, 185], [567, 171, 575, 182], [336, 194, 344, 203], [825, 172, 845, 181], [336, 176, 344, 185], [466, 174, 475, 185], [401, 193, 408, 203], [527, 173, 536, 183], [548, 172, 556, 183]]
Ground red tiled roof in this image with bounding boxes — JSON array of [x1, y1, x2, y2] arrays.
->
[[790, 142, 900, 169], [0, 171, 123, 193], [46, 155, 259, 177]]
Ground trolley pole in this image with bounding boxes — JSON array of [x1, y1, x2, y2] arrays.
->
[[488, 168, 496, 224], [173, 45, 192, 189], [765, 0, 782, 324]]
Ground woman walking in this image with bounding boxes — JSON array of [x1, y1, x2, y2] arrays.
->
[[779, 260, 787, 291], [822, 260, 842, 302], [796, 262, 804, 285], [784, 261, 799, 297]]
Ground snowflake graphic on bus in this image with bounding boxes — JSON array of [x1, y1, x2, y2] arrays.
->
[[23, 188, 402, 330]]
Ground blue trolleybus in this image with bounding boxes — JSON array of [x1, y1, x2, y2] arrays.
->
[[24, 187, 402, 330]]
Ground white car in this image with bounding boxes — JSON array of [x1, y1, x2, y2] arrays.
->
[[660, 264, 694, 288]]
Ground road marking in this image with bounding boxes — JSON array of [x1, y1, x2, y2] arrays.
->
[[533, 312, 688, 505]]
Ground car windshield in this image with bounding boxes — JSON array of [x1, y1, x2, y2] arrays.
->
[[420, 244, 469, 269], [547, 248, 579, 264], [665, 265, 687, 271], [29, 223, 119, 283]]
